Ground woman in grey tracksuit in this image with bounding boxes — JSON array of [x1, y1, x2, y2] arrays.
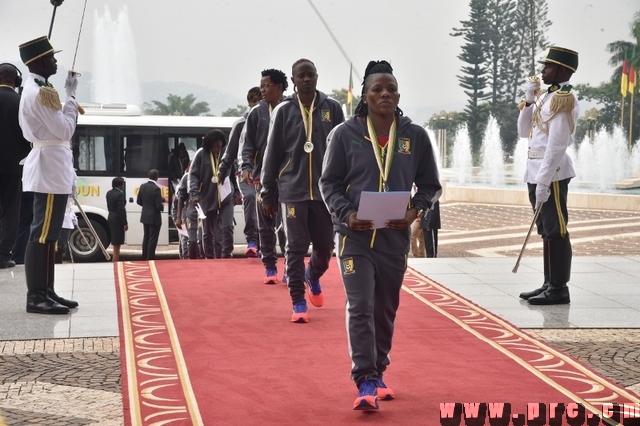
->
[[320, 61, 441, 410], [189, 129, 235, 258], [261, 58, 345, 323]]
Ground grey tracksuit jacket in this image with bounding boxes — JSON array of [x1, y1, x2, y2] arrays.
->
[[261, 91, 345, 204], [320, 115, 442, 255]]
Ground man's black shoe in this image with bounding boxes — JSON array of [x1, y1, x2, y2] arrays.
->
[[0, 260, 16, 269]]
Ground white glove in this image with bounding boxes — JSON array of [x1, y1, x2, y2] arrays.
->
[[64, 71, 78, 97], [524, 79, 540, 103], [535, 183, 550, 208]]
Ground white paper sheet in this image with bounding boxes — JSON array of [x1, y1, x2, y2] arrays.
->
[[195, 203, 207, 219], [218, 178, 232, 203], [356, 191, 411, 229], [176, 225, 189, 237]]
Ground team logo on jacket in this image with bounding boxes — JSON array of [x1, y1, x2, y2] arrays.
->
[[286, 205, 296, 218], [341, 258, 355, 275], [321, 110, 331, 122], [398, 138, 411, 154]]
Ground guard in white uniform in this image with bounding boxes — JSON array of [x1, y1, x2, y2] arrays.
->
[[517, 46, 580, 305], [18, 36, 79, 314]]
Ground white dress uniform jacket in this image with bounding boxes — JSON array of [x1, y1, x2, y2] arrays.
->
[[517, 80, 579, 186], [19, 73, 78, 194]]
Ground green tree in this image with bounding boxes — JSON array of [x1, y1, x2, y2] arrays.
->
[[330, 88, 361, 117], [451, 0, 492, 159], [221, 104, 249, 117], [574, 12, 640, 145], [143, 94, 211, 116], [485, 0, 520, 155]]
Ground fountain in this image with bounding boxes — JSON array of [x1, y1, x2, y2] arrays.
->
[[439, 120, 640, 211], [91, 6, 141, 106], [449, 124, 472, 185], [479, 116, 505, 187]]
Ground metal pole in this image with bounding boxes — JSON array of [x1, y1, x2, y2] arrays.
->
[[512, 203, 543, 273], [48, 6, 58, 39], [48, 1, 65, 39]]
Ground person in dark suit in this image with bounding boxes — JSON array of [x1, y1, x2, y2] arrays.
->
[[420, 200, 441, 258], [106, 177, 128, 262], [136, 169, 164, 260], [0, 63, 31, 269]]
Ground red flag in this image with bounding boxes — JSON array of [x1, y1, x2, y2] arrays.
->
[[621, 59, 629, 97], [629, 67, 636, 95]]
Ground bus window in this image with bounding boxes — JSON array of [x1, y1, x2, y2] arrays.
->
[[179, 137, 198, 162], [121, 128, 169, 177], [73, 126, 117, 174]]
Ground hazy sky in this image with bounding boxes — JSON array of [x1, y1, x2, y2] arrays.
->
[[1, 0, 637, 122]]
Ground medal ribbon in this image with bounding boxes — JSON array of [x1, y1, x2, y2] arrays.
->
[[209, 151, 220, 180], [297, 93, 316, 142], [366, 115, 397, 192]]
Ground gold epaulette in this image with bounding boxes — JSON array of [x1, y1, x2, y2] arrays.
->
[[550, 85, 575, 114], [38, 86, 62, 110], [518, 100, 526, 111]]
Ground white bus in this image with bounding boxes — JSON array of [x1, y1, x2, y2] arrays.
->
[[70, 103, 242, 262]]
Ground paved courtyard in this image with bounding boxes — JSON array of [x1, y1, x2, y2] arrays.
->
[[1, 203, 639, 425]]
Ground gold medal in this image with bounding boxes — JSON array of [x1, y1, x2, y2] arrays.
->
[[211, 176, 218, 184], [304, 141, 314, 153]]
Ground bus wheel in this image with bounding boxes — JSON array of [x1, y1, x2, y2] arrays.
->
[[68, 218, 109, 262]]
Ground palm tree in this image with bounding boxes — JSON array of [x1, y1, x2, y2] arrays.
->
[[144, 94, 211, 116], [606, 11, 640, 142], [574, 12, 640, 143], [607, 11, 640, 74]]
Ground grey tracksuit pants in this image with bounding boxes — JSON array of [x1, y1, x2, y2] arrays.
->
[[281, 200, 334, 304], [336, 234, 406, 387]]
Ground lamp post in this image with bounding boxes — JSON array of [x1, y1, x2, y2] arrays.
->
[[435, 113, 450, 169], [584, 108, 599, 142]]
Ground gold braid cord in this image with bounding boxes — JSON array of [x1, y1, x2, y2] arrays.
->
[[38, 86, 62, 110], [531, 86, 575, 137]]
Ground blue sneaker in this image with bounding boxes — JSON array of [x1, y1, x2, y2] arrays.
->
[[353, 379, 378, 410], [282, 273, 288, 284], [291, 301, 308, 323], [304, 266, 324, 307], [376, 378, 394, 400], [264, 267, 278, 284], [245, 242, 258, 258]]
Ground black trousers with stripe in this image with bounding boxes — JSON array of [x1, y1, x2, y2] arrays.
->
[[29, 193, 68, 245], [527, 178, 571, 240]]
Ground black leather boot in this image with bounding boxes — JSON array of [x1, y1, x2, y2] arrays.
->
[[46, 242, 79, 309], [519, 240, 550, 300], [528, 238, 571, 305], [25, 242, 69, 314]]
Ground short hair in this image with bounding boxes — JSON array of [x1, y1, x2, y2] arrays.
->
[[0, 63, 18, 84], [112, 177, 124, 188], [148, 169, 159, 180], [247, 86, 261, 103], [354, 60, 403, 117], [202, 129, 226, 152], [291, 58, 315, 73], [261, 69, 288, 92]]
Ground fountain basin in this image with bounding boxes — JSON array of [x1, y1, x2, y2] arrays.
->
[[440, 180, 640, 212]]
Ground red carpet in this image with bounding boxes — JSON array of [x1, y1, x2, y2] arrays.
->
[[115, 259, 640, 426]]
